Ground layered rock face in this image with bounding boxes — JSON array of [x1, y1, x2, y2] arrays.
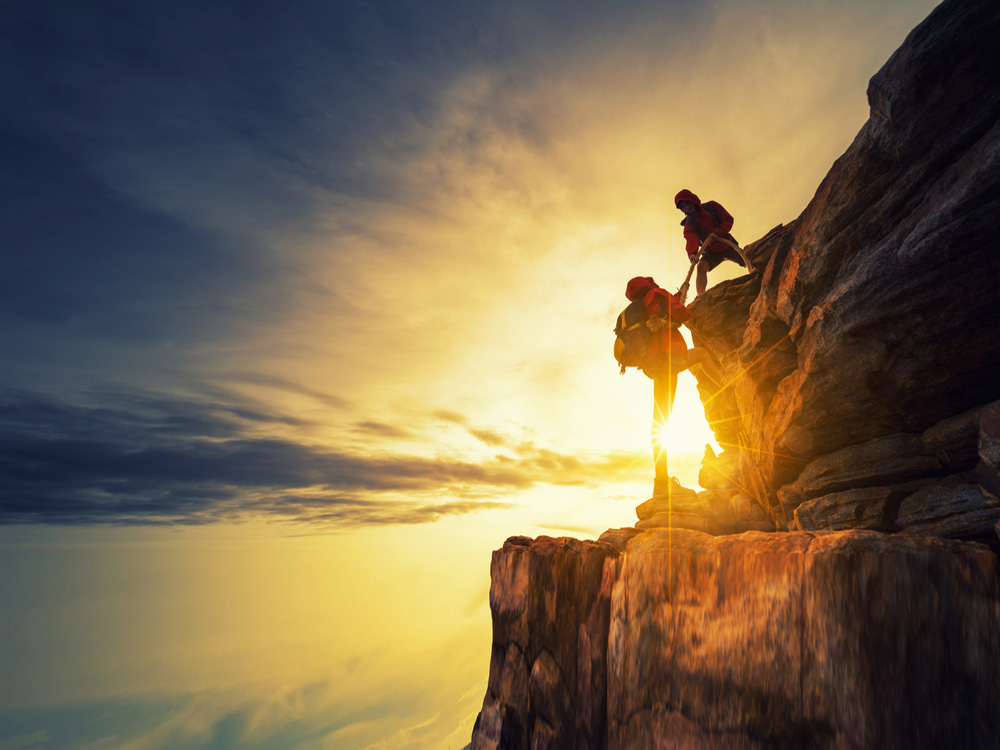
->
[[471, 529, 1000, 749], [686, 0, 1000, 534], [608, 530, 1000, 750], [472, 536, 619, 750], [470, 1, 1000, 747]]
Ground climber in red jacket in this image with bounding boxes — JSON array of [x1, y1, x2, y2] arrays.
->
[[675, 189, 750, 296], [625, 276, 724, 497]]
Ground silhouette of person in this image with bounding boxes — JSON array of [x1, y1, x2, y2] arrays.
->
[[624, 276, 723, 497], [675, 189, 749, 296]]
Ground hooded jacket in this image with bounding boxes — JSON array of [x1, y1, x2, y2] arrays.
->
[[674, 189, 735, 260], [625, 276, 690, 356]]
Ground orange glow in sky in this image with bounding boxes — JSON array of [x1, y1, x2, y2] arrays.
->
[[0, 0, 942, 748]]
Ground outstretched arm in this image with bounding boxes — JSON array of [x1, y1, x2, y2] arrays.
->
[[683, 225, 702, 259]]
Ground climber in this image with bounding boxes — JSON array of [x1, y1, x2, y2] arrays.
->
[[675, 189, 752, 297], [624, 276, 724, 498]]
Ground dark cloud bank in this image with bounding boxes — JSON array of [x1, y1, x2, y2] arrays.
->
[[0, 390, 640, 526]]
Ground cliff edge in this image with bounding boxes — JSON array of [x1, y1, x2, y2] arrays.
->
[[470, 0, 1000, 747], [687, 0, 1000, 536], [471, 530, 1000, 749]]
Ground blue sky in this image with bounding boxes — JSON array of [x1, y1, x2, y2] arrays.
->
[[1, 0, 939, 527]]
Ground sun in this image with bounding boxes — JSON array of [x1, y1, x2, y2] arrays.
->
[[656, 376, 721, 456]]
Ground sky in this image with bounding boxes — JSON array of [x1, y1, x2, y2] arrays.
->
[[0, 0, 940, 748]]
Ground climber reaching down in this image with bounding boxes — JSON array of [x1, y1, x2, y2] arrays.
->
[[675, 188, 752, 297]]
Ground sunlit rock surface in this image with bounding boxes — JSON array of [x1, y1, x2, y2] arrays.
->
[[609, 529, 1000, 749], [471, 529, 1000, 749], [687, 0, 1000, 532], [471, 536, 618, 750]]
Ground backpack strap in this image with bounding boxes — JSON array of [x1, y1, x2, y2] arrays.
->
[[703, 202, 720, 228]]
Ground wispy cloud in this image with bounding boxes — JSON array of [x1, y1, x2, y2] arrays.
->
[[0, 732, 50, 750], [468, 428, 508, 447], [351, 421, 415, 440], [0, 659, 486, 750], [0, 389, 643, 526]]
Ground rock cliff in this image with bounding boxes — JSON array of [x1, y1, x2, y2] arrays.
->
[[470, 0, 1000, 747], [472, 530, 1000, 750], [686, 0, 1000, 535]]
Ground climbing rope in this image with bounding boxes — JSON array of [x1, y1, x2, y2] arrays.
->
[[676, 234, 754, 304]]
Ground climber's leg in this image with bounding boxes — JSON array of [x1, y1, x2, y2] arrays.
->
[[652, 370, 678, 490], [696, 260, 710, 296], [686, 347, 724, 388]]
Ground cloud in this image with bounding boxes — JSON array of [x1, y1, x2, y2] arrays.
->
[[351, 421, 414, 440], [0, 733, 50, 750], [0, 389, 644, 526], [432, 410, 468, 425], [468, 428, 508, 447], [24, 683, 348, 750], [0, 130, 271, 336], [0, 653, 485, 750], [203, 373, 353, 412]]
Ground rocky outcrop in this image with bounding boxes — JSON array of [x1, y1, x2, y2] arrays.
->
[[471, 536, 619, 750], [610, 529, 1000, 749], [686, 0, 1000, 534], [471, 529, 1000, 749], [471, 1, 1000, 747], [772, 403, 1000, 541], [635, 459, 775, 535]]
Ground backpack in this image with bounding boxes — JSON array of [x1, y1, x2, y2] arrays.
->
[[613, 298, 651, 374]]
